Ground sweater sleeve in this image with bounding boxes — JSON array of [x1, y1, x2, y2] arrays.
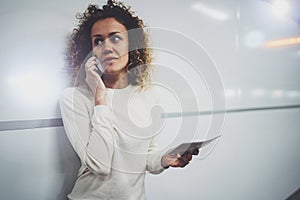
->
[[146, 135, 166, 174], [146, 88, 167, 174], [59, 87, 114, 176]]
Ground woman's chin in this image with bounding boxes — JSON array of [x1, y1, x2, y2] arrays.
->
[[103, 67, 127, 75]]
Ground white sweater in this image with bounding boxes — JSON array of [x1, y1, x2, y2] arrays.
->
[[59, 85, 166, 200]]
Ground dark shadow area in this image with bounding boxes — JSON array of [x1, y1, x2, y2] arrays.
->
[[56, 104, 81, 200], [286, 187, 300, 200]]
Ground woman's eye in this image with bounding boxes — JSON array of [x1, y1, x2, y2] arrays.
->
[[94, 38, 104, 46], [110, 35, 122, 43]]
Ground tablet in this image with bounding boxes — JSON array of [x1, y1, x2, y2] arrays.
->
[[168, 135, 221, 156]]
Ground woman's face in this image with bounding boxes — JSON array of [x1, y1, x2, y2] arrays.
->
[[91, 18, 129, 74]]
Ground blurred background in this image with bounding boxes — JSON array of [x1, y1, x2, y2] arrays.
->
[[0, 0, 299, 199]]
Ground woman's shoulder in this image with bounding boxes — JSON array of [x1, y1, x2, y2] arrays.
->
[[135, 84, 160, 104], [60, 87, 82, 98], [148, 85, 160, 101], [60, 87, 93, 104]]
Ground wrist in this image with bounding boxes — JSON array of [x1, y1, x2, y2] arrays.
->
[[95, 90, 107, 105], [95, 95, 106, 105]]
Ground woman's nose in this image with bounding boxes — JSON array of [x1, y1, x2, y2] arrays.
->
[[102, 39, 113, 55]]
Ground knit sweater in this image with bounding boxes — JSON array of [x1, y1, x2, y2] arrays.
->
[[59, 85, 166, 200]]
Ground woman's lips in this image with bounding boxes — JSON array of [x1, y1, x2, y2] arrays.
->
[[102, 57, 117, 64]]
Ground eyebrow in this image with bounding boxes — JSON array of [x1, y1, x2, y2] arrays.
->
[[92, 31, 122, 38]]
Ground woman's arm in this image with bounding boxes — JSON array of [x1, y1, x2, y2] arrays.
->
[[145, 87, 199, 172], [59, 87, 114, 176], [146, 135, 167, 174], [146, 91, 167, 174]]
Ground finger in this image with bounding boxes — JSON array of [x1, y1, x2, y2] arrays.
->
[[185, 152, 193, 161], [89, 70, 101, 78], [86, 61, 98, 71], [86, 56, 96, 65], [86, 67, 98, 75], [167, 155, 181, 167], [175, 153, 186, 166], [191, 148, 199, 155], [85, 57, 97, 70], [181, 152, 192, 161], [86, 68, 101, 82], [177, 157, 189, 167], [178, 154, 190, 164]]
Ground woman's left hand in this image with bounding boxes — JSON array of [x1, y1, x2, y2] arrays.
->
[[161, 148, 199, 168]]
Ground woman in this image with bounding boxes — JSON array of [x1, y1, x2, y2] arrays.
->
[[60, 1, 199, 199]]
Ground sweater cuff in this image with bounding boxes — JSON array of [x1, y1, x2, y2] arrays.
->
[[94, 105, 110, 111], [149, 152, 168, 174]]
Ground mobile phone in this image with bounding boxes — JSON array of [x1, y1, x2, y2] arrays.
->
[[95, 58, 104, 76]]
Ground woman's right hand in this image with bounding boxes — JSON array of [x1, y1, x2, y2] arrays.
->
[[85, 56, 107, 105]]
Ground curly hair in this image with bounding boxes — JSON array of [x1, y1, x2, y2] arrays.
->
[[65, 0, 152, 90]]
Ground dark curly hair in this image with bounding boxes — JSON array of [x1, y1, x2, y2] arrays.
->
[[65, 0, 152, 90]]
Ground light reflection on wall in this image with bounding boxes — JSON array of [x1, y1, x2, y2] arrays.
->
[[224, 88, 242, 98], [287, 90, 300, 98], [251, 88, 266, 97], [272, 89, 284, 98], [225, 88, 300, 102], [243, 30, 265, 48], [191, 2, 229, 21], [264, 36, 300, 48], [271, 0, 290, 17], [6, 69, 64, 105]]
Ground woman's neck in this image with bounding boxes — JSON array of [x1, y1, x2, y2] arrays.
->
[[102, 71, 129, 89]]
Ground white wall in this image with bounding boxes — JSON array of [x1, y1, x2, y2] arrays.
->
[[0, 0, 299, 199]]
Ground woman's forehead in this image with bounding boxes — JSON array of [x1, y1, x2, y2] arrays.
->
[[91, 18, 127, 37]]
